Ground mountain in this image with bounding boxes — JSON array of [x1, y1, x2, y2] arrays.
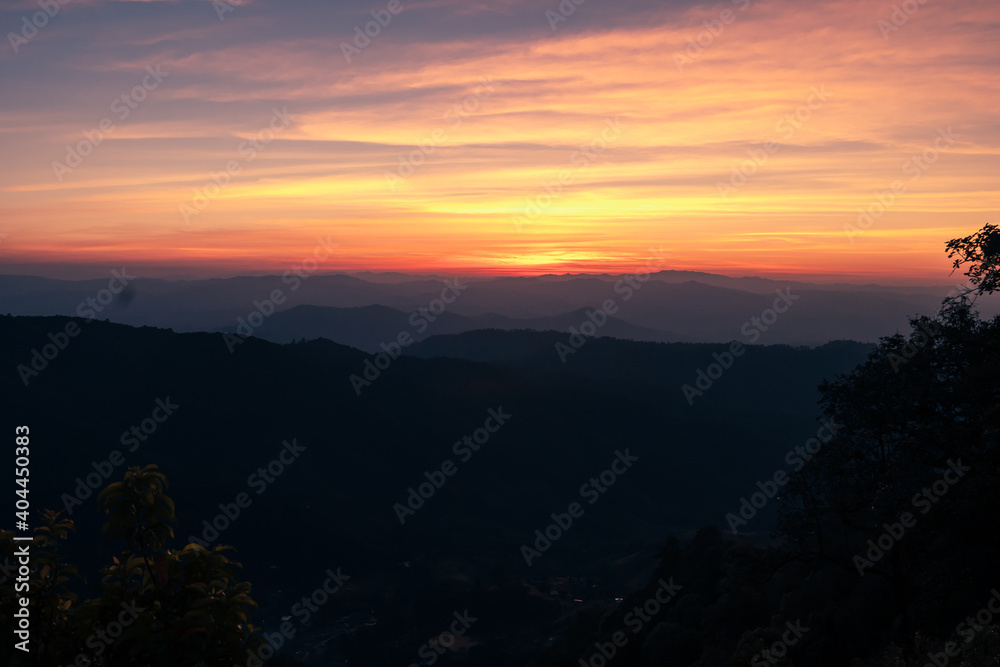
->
[[2, 315, 872, 589], [0, 313, 892, 664], [223, 304, 685, 351], [1, 272, 990, 350]]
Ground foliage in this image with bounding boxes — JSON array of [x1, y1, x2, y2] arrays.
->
[[531, 225, 1000, 666], [1, 465, 262, 667], [946, 222, 1000, 298]]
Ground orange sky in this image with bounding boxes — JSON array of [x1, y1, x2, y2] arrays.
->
[[0, 0, 997, 281]]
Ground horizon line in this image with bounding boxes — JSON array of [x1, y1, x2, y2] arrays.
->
[[0, 265, 966, 288]]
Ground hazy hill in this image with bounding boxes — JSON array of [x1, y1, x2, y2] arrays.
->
[[0, 314, 883, 664], [2, 315, 872, 592], [0, 273, 989, 349], [226, 304, 685, 351]]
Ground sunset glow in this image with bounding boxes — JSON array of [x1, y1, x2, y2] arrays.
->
[[1, 0, 998, 280]]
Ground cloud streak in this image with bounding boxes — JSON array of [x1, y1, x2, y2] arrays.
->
[[0, 0, 998, 279]]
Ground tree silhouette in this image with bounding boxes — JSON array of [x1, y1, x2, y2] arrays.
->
[[946, 222, 1000, 298], [773, 223, 1000, 661], [1, 464, 263, 667]]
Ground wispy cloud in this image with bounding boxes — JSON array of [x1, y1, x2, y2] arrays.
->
[[0, 0, 997, 278]]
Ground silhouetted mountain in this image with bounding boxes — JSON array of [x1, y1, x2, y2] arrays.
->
[[225, 304, 684, 351], [2, 315, 871, 602], [1, 273, 991, 349], [5, 305, 994, 666]]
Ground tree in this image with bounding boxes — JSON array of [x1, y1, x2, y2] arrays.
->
[[1, 464, 263, 667], [946, 222, 1000, 298], [774, 224, 1000, 661]]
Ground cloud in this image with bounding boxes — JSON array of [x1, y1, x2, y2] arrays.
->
[[0, 0, 997, 278]]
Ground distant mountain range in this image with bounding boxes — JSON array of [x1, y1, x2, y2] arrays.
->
[[220, 304, 684, 351], [0, 271, 991, 350]]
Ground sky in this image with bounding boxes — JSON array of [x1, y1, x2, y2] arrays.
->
[[0, 0, 997, 281]]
